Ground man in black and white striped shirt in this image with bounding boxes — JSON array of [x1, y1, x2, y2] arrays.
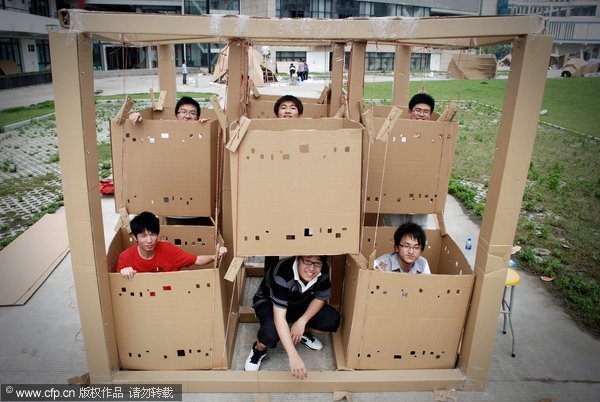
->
[[244, 256, 340, 379]]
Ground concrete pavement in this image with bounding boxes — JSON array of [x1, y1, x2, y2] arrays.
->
[[1, 74, 599, 400]]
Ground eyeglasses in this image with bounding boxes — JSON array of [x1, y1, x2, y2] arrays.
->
[[177, 109, 198, 118], [398, 243, 421, 252], [411, 108, 431, 115], [300, 257, 323, 269]]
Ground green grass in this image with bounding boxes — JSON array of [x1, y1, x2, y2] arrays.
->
[[0, 172, 60, 197], [0, 101, 54, 131], [363, 78, 600, 136]]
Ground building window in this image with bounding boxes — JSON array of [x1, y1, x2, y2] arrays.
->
[[366, 52, 394, 72], [0, 38, 22, 72], [411, 53, 431, 71], [208, 0, 239, 14], [277, 51, 307, 62], [36, 40, 51, 70]]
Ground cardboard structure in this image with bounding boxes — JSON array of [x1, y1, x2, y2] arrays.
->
[[104, 103, 236, 370], [50, 10, 552, 392], [334, 107, 472, 370], [213, 45, 277, 86], [447, 54, 497, 80]]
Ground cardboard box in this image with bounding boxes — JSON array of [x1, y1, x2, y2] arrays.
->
[[110, 108, 218, 217], [106, 225, 234, 370], [362, 107, 456, 215], [227, 118, 363, 257], [340, 228, 474, 370]]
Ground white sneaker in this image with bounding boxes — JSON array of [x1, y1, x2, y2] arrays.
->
[[301, 333, 323, 351], [244, 342, 267, 371]]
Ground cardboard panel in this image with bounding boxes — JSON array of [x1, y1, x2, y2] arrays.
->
[[229, 118, 362, 256], [247, 100, 329, 119], [356, 271, 472, 369], [109, 270, 224, 370], [363, 116, 457, 215], [0, 213, 69, 305], [111, 117, 217, 217], [342, 229, 474, 370]]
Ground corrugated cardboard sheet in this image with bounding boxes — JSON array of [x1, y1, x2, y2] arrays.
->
[[229, 118, 363, 256], [362, 112, 457, 215], [0, 213, 69, 305], [110, 111, 218, 217]]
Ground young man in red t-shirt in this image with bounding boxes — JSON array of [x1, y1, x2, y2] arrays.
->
[[117, 211, 227, 280]]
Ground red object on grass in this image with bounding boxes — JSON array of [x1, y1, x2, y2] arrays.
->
[[99, 178, 114, 195]]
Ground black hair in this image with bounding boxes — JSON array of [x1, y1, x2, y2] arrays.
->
[[393, 222, 427, 252], [130, 211, 160, 237], [175, 96, 201, 118], [273, 95, 304, 116], [408, 93, 435, 113]]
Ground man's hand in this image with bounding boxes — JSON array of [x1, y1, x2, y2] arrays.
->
[[288, 353, 307, 380], [128, 112, 142, 124], [198, 118, 209, 123], [290, 319, 307, 345], [120, 267, 137, 280], [374, 260, 387, 272]]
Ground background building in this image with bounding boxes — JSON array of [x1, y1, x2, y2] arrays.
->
[[1, 0, 599, 89]]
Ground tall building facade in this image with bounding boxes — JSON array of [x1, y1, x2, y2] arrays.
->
[[498, 0, 600, 61]]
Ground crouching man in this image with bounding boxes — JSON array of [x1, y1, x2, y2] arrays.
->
[[245, 256, 340, 380]]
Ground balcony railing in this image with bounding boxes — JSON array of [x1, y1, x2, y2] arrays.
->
[[545, 18, 600, 43]]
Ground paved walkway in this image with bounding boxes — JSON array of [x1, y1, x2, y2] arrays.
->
[[0, 73, 599, 400]]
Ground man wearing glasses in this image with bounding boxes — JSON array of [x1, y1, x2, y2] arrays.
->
[[408, 93, 435, 121], [374, 222, 431, 274], [245, 255, 340, 380], [128, 96, 203, 123]]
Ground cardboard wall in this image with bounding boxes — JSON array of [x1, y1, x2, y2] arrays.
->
[[110, 111, 218, 217], [228, 118, 363, 256], [362, 111, 457, 215]]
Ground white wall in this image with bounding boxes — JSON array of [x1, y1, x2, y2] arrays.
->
[[430, 53, 441, 71], [307, 49, 329, 74], [19, 39, 39, 73]]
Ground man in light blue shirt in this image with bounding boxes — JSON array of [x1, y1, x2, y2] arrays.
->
[[374, 222, 431, 274]]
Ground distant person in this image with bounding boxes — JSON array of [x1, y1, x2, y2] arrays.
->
[[289, 63, 296, 78], [408, 93, 435, 121], [244, 256, 340, 379], [182, 61, 188, 85], [303, 60, 309, 81], [297, 60, 305, 82], [374, 222, 431, 274], [128, 96, 204, 123], [117, 211, 227, 280]]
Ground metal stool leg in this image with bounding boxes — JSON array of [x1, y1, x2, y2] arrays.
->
[[501, 285, 517, 357]]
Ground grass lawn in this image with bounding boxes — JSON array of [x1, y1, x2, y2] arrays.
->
[[363, 78, 600, 136]]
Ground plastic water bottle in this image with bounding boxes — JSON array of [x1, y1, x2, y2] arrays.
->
[[508, 259, 517, 268], [465, 237, 472, 251]]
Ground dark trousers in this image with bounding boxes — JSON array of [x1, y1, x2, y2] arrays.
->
[[254, 299, 340, 349], [182, 73, 187, 84]]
